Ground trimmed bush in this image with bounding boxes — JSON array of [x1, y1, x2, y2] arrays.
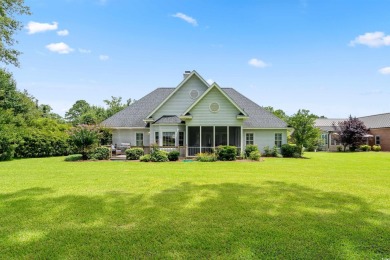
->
[[126, 148, 144, 160], [281, 144, 301, 158], [249, 150, 261, 161], [245, 145, 258, 158], [263, 145, 281, 157], [64, 154, 83, 161], [195, 152, 217, 162], [216, 145, 237, 161], [168, 150, 180, 161], [151, 150, 168, 162], [360, 145, 371, 152], [140, 154, 151, 162], [372, 145, 381, 152], [89, 147, 110, 160]]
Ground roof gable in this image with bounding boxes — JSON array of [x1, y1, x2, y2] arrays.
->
[[146, 70, 210, 119], [182, 83, 248, 116]]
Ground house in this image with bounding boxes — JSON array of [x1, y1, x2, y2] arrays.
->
[[102, 70, 289, 157], [315, 113, 390, 151]]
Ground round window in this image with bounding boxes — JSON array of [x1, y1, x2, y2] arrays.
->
[[189, 89, 199, 99], [209, 102, 220, 112]]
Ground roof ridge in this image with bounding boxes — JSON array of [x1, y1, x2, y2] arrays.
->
[[358, 112, 390, 118]]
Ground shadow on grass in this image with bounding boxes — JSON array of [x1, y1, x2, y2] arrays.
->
[[0, 183, 389, 259]]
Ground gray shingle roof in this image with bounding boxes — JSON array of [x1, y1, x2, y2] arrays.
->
[[359, 113, 390, 129], [101, 88, 174, 127], [315, 118, 345, 131], [102, 87, 288, 129], [222, 88, 288, 128], [154, 115, 183, 124]]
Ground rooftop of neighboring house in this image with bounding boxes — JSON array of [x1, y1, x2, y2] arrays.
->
[[315, 113, 390, 131]]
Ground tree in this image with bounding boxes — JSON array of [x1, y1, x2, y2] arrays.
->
[[333, 115, 367, 152], [263, 106, 289, 122], [68, 125, 100, 160], [65, 100, 91, 125], [288, 109, 321, 156], [104, 96, 127, 118], [0, 0, 31, 67]]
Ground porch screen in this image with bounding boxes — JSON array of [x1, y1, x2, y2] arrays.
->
[[215, 127, 227, 146], [229, 126, 241, 147]]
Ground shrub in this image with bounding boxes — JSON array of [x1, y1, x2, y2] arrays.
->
[[216, 145, 237, 161], [263, 145, 281, 157], [140, 154, 151, 162], [68, 125, 100, 160], [249, 150, 261, 161], [89, 147, 110, 160], [372, 145, 381, 152], [360, 145, 371, 152], [151, 150, 168, 162], [64, 154, 83, 161], [195, 152, 217, 162], [337, 146, 343, 152], [126, 148, 144, 160], [281, 144, 301, 158], [168, 150, 180, 161], [0, 135, 16, 161], [244, 145, 258, 158]]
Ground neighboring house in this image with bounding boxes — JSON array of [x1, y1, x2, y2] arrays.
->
[[315, 113, 390, 151], [102, 70, 289, 157]]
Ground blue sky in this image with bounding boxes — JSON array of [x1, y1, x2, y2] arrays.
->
[[9, 0, 390, 118]]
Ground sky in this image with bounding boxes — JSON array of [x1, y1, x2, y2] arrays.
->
[[8, 0, 390, 118]]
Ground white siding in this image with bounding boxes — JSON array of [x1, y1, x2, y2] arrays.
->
[[244, 129, 288, 153], [153, 76, 208, 119], [112, 129, 149, 146], [149, 125, 185, 146], [187, 88, 243, 126]]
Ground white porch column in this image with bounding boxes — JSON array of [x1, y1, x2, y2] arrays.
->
[[213, 126, 215, 150], [200, 126, 202, 153], [185, 125, 188, 157], [241, 126, 244, 153]]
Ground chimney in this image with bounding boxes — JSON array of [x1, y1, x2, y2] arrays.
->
[[183, 70, 191, 79]]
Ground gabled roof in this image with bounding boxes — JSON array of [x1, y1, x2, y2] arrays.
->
[[101, 88, 174, 128], [181, 83, 248, 117], [153, 115, 183, 125], [315, 118, 345, 131], [359, 113, 390, 129], [222, 88, 288, 128], [145, 70, 210, 119]]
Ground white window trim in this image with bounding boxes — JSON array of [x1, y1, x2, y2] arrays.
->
[[136, 132, 144, 146], [275, 133, 282, 148], [209, 102, 220, 113], [246, 132, 254, 145]]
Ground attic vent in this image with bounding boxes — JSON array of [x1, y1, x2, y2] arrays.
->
[[189, 89, 199, 99], [209, 102, 220, 112]]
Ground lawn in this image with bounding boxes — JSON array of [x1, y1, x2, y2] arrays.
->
[[0, 152, 389, 259]]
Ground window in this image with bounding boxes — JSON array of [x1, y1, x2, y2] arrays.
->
[[246, 133, 254, 145], [136, 133, 143, 146], [275, 133, 282, 148], [155, 132, 159, 145], [179, 132, 184, 146], [375, 135, 381, 145], [321, 134, 328, 145], [163, 132, 175, 146], [209, 102, 220, 112]]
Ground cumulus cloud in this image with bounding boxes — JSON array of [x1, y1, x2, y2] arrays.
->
[[57, 29, 69, 36], [248, 58, 269, 68], [349, 32, 390, 47], [99, 55, 109, 61], [46, 42, 74, 54], [206, 79, 214, 85], [26, 21, 58, 34], [79, 48, 92, 54], [379, 67, 390, 75], [172, 12, 198, 26]]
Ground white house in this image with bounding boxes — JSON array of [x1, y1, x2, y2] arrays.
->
[[102, 70, 288, 157]]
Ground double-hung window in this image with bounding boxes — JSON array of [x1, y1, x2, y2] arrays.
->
[[163, 132, 175, 146], [179, 132, 184, 146], [155, 132, 159, 145], [275, 133, 282, 148], [136, 133, 144, 146], [375, 135, 381, 145], [246, 133, 254, 145]]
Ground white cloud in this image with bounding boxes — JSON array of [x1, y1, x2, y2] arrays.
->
[[248, 58, 269, 68], [379, 67, 390, 75], [46, 42, 74, 54], [206, 79, 214, 85], [99, 55, 109, 61], [349, 32, 390, 47], [57, 29, 69, 36], [79, 48, 92, 54], [172, 12, 198, 26], [26, 21, 58, 34]]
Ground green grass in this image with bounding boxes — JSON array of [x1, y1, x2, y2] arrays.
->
[[0, 152, 389, 259]]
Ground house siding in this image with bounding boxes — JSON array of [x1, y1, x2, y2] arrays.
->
[[153, 76, 208, 120], [150, 125, 186, 146], [112, 129, 149, 147], [186, 88, 243, 126], [243, 129, 288, 153]]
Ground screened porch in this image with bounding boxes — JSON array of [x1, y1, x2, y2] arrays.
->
[[187, 126, 242, 156]]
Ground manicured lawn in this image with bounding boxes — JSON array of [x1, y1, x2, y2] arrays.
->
[[0, 152, 389, 259]]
